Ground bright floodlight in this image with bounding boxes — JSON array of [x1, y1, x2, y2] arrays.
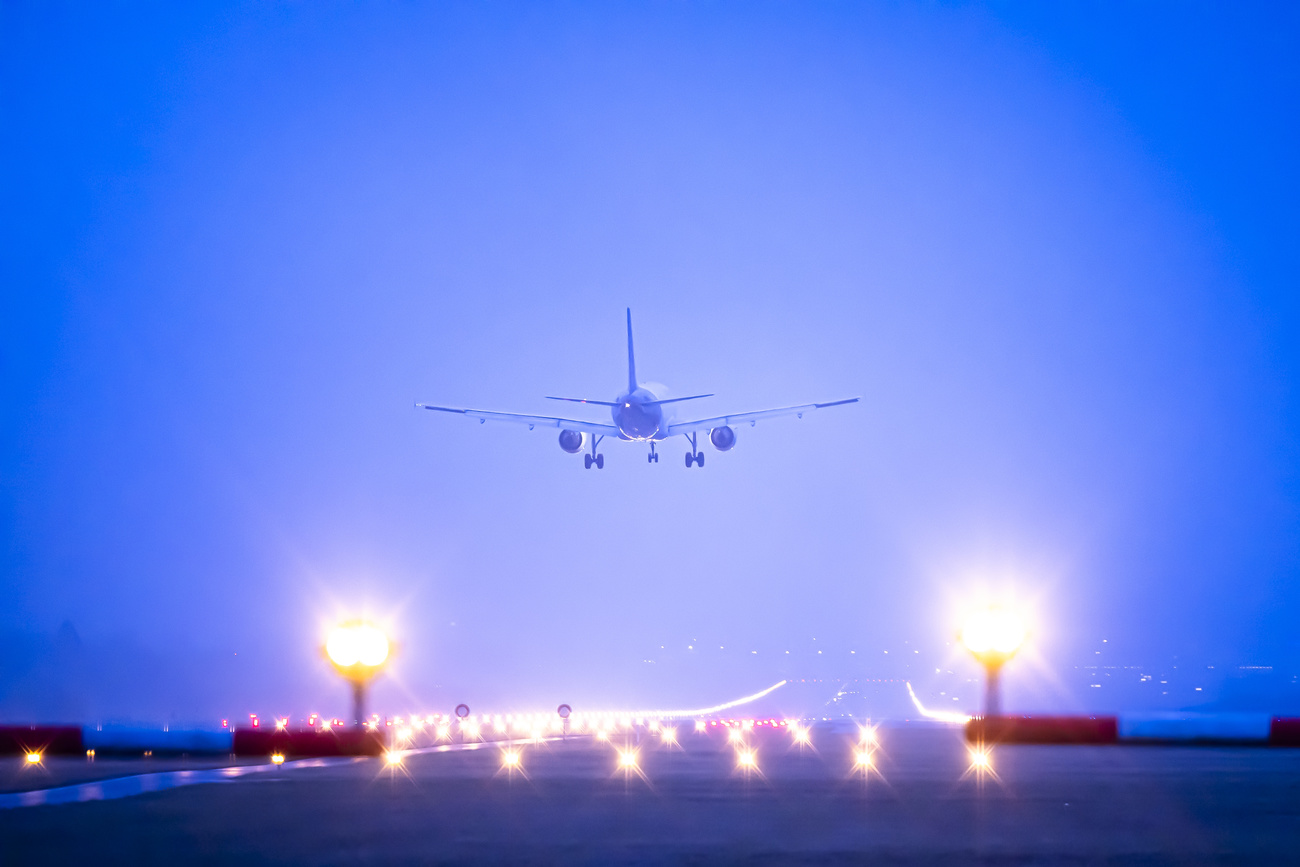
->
[[327, 622, 390, 670], [959, 608, 1026, 663], [960, 607, 1027, 717], [854, 749, 873, 768]]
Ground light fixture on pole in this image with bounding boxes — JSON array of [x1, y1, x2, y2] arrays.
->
[[325, 621, 390, 727], [959, 607, 1027, 717]]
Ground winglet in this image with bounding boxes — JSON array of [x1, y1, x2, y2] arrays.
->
[[626, 308, 638, 393]]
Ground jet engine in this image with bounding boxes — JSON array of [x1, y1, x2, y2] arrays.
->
[[709, 426, 737, 451], [558, 430, 586, 454]]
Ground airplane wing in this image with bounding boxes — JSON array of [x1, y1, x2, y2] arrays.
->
[[665, 398, 859, 436], [416, 403, 619, 437]]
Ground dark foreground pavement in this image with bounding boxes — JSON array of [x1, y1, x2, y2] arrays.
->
[[1, 723, 1297, 865]]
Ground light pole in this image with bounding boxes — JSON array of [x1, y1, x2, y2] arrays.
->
[[959, 608, 1026, 718], [325, 621, 390, 727]]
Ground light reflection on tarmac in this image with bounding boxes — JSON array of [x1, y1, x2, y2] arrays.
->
[[2, 724, 1298, 865]]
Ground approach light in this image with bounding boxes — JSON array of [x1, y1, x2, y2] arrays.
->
[[727, 728, 745, 744], [792, 726, 811, 746], [596, 729, 610, 741], [960, 607, 1027, 717], [969, 746, 992, 771], [271, 753, 285, 765], [502, 750, 521, 768], [737, 750, 757, 769], [694, 720, 707, 733], [854, 749, 873, 768], [386, 751, 403, 766], [660, 727, 677, 744], [325, 621, 391, 727], [619, 750, 638, 769], [24, 752, 41, 765], [858, 725, 877, 746]]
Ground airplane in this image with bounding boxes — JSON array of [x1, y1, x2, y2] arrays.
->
[[416, 309, 858, 469]]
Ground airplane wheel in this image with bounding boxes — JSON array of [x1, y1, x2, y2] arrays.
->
[[584, 455, 593, 469], [685, 453, 693, 468], [596, 454, 604, 469], [697, 452, 705, 467], [647, 453, 653, 463]]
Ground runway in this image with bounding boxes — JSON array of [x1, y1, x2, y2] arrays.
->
[[1, 723, 1297, 865]]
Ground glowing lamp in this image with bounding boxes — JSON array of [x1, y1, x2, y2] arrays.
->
[[959, 607, 1027, 717], [325, 621, 391, 727]]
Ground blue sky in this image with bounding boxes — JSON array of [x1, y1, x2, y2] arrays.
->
[[2, 2, 1297, 723]]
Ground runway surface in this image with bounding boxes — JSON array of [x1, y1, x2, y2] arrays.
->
[[1, 723, 1297, 865]]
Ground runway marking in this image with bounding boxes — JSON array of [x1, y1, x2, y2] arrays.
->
[[0, 736, 569, 810], [0, 756, 363, 810]]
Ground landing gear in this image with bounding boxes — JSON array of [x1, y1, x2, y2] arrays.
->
[[585, 435, 605, 470], [684, 432, 705, 468], [647, 443, 659, 463]]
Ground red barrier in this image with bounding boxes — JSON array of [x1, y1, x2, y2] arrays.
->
[[0, 726, 84, 755], [1270, 718, 1300, 746], [965, 716, 1119, 745], [232, 727, 387, 757]]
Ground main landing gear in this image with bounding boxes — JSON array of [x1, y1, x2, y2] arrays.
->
[[584, 435, 605, 469], [684, 432, 705, 468], [647, 442, 659, 463]]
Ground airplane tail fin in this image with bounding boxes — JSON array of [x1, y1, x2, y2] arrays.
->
[[626, 308, 638, 393]]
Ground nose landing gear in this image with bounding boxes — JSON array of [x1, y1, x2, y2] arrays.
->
[[647, 443, 659, 463]]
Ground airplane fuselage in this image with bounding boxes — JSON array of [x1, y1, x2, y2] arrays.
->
[[613, 387, 665, 441]]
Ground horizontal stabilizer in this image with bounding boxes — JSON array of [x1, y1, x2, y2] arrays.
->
[[545, 396, 620, 407], [644, 394, 713, 407]]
